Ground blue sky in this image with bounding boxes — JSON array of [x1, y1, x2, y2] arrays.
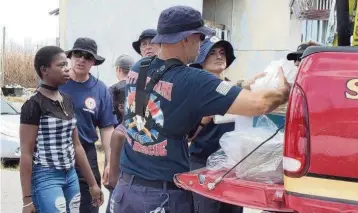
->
[[0, 0, 58, 45]]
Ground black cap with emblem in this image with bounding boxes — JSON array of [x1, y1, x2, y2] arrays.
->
[[286, 43, 311, 61]]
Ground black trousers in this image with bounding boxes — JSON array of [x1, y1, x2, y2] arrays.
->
[[76, 142, 102, 213], [189, 155, 244, 213]]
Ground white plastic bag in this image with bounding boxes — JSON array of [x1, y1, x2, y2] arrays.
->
[[213, 114, 237, 124], [250, 58, 297, 91], [206, 115, 284, 184]]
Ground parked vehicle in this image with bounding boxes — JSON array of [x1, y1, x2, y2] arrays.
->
[[174, 46, 358, 213], [175, 0, 358, 211], [1, 97, 21, 161]]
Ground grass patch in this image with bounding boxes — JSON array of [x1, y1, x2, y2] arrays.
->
[[4, 44, 38, 88]]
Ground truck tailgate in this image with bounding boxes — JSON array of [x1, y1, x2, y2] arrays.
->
[[174, 168, 294, 212]]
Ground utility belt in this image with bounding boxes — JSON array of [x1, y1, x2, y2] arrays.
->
[[121, 171, 180, 190]]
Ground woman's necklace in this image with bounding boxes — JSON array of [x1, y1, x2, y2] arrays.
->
[[56, 94, 68, 116], [59, 101, 68, 116]]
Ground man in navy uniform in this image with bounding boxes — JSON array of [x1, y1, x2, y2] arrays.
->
[[111, 5, 290, 213], [60, 38, 117, 213]]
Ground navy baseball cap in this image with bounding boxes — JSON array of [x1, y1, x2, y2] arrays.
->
[[132, 29, 158, 55], [152, 5, 215, 44], [190, 36, 236, 69]]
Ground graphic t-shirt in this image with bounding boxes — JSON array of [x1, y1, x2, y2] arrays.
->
[[120, 57, 242, 181], [59, 74, 118, 144]]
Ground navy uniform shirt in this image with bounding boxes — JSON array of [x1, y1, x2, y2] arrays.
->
[[120, 57, 242, 181], [189, 77, 235, 159], [59, 74, 118, 144], [189, 121, 234, 159]]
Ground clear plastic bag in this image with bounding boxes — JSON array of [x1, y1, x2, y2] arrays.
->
[[250, 58, 297, 91], [206, 115, 284, 184]]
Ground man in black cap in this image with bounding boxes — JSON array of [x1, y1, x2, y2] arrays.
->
[[287, 41, 320, 67], [109, 54, 134, 125], [132, 29, 160, 57], [110, 5, 290, 213], [59, 37, 117, 213]]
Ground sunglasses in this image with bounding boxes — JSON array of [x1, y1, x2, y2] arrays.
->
[[72, 51, 95, 61]]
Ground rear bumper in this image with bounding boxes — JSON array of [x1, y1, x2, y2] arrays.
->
[[174, 168, 293, 212], [286, 192, 358, 213], [284, 175, 358, 212]]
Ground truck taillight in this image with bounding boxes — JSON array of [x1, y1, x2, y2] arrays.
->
[[283, 84, 310, 178]]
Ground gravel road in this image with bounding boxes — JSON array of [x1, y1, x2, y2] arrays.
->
[[1, 170, 260, 213]]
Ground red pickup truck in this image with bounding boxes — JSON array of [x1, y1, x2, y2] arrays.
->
[[174, 46, 358, 212]]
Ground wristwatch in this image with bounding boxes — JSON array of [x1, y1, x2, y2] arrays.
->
[[236, 80, 244, 87]]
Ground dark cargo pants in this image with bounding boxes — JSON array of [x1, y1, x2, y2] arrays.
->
[[76, 142, 101, 213], [189, 155, 244, 213], [110, 172, 193, 213]]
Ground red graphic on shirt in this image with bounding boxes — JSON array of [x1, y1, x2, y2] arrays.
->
[[133, 140, 167, 156], [126, 71, 173, 101]]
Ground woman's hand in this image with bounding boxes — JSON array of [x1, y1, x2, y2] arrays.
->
[[89, 185, 104, 207], [22, 198, 36, 213]]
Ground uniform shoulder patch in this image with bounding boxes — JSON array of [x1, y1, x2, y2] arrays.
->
[[216, 81, 233, 96]]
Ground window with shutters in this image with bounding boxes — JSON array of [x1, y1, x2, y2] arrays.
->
[[290, 0, 333, 43]]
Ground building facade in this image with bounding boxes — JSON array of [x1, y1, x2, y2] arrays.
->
[[57, 0, 331, 85]]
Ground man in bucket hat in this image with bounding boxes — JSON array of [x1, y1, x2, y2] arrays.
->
[[60, 37, 117, 213], [132, 29, 160, 57], [111, 5, 290, 213]]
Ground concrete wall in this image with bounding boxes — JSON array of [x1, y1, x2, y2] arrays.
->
[[203, 0, 302, 81], [60, 0, 303, 84], [59, 0, 203, 86]]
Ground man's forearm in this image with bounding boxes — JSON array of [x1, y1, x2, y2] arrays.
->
[[100, 126, 114, 161], [261, 88, 288, 113]]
